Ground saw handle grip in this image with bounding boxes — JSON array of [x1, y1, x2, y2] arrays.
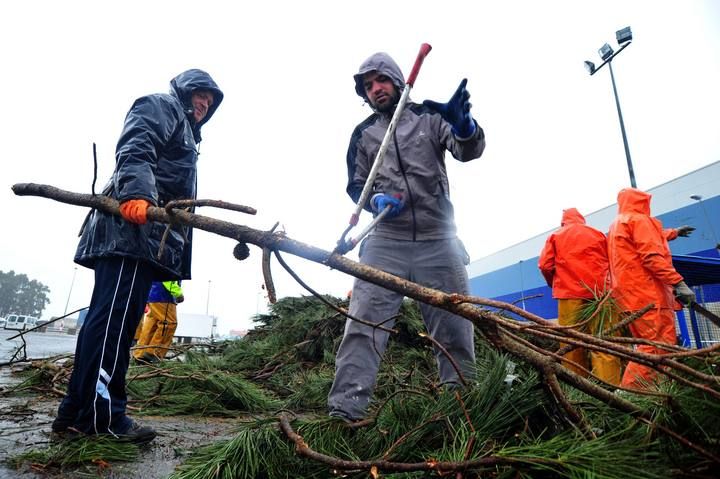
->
[[406, 43, 432, 86]]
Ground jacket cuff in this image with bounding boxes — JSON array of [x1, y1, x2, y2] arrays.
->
[[369, 193, 384, 212], [453, 119, 479, 141]]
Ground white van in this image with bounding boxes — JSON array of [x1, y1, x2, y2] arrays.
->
[[4, 314, 40, 330]]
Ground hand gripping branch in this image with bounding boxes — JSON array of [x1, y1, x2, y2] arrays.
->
[[334, 43, 432, 255]]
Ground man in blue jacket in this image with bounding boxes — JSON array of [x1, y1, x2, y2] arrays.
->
[[52, 69, 223, 443], [328, 52, 486, 421]]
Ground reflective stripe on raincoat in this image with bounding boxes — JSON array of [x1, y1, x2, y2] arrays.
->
[[147, 281, 183, 304]]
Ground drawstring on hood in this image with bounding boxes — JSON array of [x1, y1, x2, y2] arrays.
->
[[170, 69, 224, 142]]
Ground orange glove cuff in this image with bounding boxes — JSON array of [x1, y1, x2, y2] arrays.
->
[[119, 199, 151, 225]]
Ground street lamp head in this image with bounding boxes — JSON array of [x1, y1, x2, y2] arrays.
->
[[598, 43, 614, 61], [690, 194, 703, 201], [584, 60, 596, 74], [616, 26, 632, 45]]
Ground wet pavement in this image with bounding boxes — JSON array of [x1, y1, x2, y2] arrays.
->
[[0, 329, 240, 478], [0, 329, 78, 364]]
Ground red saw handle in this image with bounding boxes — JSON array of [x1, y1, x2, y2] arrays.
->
[[406, 43, 432, 86]]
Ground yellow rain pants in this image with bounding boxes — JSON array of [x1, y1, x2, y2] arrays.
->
[[133, 302, 177, 360], [558, 299, 621, 386]]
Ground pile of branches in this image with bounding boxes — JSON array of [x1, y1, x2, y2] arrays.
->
[[162, 296, 717, 479], [6, 183, 720, 478]]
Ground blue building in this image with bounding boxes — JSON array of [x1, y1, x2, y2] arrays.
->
[[467, 161, 720, 345]]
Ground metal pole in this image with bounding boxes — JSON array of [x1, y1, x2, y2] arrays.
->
[[63, 267, 78, 316], [518, 260, 526, 310], [256, 287, 261, 316], [206, 279, 211, 316], [608, 61, 637, 188]]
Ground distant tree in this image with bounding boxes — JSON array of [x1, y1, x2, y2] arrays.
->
[[0, 270, 50, 317]]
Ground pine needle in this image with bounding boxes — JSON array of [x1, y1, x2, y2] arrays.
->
[[7, 436, 138, 471]]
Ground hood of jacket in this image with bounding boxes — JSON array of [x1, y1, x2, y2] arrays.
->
[[170, 69, 224, 142], [617, 188, 652, 216], [560, 208, 585, 227], [353, 52, 405, 103]]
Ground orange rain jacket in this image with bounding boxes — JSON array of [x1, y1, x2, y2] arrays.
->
[[538, 208, 610, 299], [607, 188, 683, 311]]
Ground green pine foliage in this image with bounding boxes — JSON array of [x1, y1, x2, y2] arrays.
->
[[578, 290, 624, 337], [170, 419, 313, 479], [283, 366, 335, 410], [5, 294, 720, 477], [6, 436, 138, 473], [4, 367, 52, 395], [167, 295, 719, 478], [126, 360, 281, 416], [497, 427, 667, 479]]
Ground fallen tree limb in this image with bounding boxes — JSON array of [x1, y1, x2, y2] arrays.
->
[[12, 183, 720, 466], [278, 413, 553, 474]]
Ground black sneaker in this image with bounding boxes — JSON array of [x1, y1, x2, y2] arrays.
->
[[51, 415, 75, 433], [117, 420, 157, 445]]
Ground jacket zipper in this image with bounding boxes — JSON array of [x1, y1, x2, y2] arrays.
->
[[393, 131, 417, 241]]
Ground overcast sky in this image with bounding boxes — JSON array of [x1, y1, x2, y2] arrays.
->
[[2, 0, 719, 334]]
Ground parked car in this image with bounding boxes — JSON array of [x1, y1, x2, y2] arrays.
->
[[3, 314, 40, 330], [0, 316, 6, 328]]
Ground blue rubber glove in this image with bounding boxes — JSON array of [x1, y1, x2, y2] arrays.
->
[[371, 193, 403, 218], [423, 78, 476, 139]]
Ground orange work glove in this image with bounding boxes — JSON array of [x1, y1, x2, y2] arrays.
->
[[119, 199, 151, 225]]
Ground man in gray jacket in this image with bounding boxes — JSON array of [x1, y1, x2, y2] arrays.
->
[[328, 52, 486, 421]]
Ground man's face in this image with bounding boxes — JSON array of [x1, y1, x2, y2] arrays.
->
[[363, 71, 398, 112], [191, 90, 215, 123]]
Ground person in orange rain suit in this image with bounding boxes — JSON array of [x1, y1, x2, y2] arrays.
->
[[607, 188, 696, 389], [538, 208, 621, 385], [133, 281, 184, 363]]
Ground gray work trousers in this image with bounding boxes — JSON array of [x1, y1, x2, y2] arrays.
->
[[327, 236, 475, 420]]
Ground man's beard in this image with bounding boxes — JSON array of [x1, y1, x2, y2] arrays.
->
[[373, 90, 401, 113]]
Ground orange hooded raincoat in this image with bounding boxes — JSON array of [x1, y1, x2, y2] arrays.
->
[[607, 188, 684, 389], [538, 208, 620, 385], [539, 208, 609, 299]]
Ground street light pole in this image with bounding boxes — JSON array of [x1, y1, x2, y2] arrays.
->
[[63, 267, 78, 316], [607, 60, 636, 188], [206, 279, 211, 316], [584, 26, 637, 188]]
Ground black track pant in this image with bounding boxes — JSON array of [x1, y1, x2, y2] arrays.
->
[[57, 257, 153, 435]]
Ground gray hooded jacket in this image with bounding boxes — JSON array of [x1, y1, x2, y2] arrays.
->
[[75, 69, 224, 279], [347, 53, 485, 241]]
